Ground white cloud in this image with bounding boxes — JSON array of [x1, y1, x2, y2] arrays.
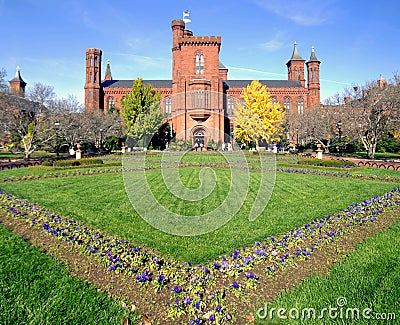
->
[[254, 0, 339, 26], [227, 66, 286, 78], [260, 39, 284, 51]]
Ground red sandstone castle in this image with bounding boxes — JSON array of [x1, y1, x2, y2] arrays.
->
[[84, 19, 321, 145]]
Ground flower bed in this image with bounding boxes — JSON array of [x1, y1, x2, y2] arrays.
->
[[1, 187, 399, 324]]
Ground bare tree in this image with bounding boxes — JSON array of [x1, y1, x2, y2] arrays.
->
[[80, 109, 124, 149], [343, 76, 400, 158], [0, 68, 9, 92], [26, 82, 56, 107], [287, 104, 339, 153], [0, 92, 56, 158]]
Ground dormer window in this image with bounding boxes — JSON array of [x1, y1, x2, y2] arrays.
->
[[195, 52, 204, 75]]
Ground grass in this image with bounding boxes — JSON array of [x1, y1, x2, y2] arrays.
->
[[1, 167, 398, 263], [255, 219, 400, 324], [0, 223, 129, 325]]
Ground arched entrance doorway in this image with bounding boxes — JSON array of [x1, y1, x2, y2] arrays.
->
[[192, 126, 207, 150]]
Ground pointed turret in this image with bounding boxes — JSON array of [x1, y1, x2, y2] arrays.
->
[[9, 66, 27, 97], [288, 41, 304, 61], [104, 59, 113, 81], [286, 41, 306, 87], [307, 46, 320, 63], [306, 46, 321, 106]]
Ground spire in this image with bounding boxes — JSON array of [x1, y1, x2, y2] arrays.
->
[[9, 66, 27, 97], [103, 59, 113, 81], [307, 46, 320, 63], [10, 66, 26, 84], [289, 41, 304, 61]]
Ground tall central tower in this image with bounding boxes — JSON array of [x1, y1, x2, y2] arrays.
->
[[84, 48, 102, 110], [170, 19, 225, 143]]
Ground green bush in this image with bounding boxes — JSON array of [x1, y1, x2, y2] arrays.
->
[[53, 158, 103, 167], [298, 158, 356, 168], [41, 161, 53, 166]]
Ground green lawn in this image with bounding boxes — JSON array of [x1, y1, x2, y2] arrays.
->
[[1, 167, 397, 263], [255, 219, 400, 324], [0, 224, 130, 325]]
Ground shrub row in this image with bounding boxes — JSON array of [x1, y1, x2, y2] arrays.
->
[[42, 158, 104, 167], [298, 158, 356, 168]]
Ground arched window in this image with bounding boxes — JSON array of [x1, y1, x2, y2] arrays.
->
[[293, 68, 297, 79], [227, 97, 235, 115], [196, 52, 204, 75], [89, 57, 93, 67], [94, 72, 97, 83], [204, 91, 209, 108], [272, 97, 277, 105], [165, 97, 172, 114], [94, 57, 98, 67], [89, 72, 92, 83], [107, 97, 115, 109], [284, 97, 290, 111], [297, 98, 304, 114], [313, 69, 317, 82]]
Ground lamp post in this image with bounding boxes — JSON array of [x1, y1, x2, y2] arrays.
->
[[337, 121, 342, 157], [99, 128, 103, 151], [54, 122, 60, 157]]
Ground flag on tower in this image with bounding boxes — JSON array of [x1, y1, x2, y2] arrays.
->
[[183, 10, 191, 23]]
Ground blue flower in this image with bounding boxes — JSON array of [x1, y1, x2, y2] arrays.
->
[[232, 282, 239, 289], [173, 286, 182, 293], [135, 270, 150, 282]]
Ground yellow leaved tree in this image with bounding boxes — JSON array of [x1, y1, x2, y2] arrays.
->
[[234, 80, 285, 146]]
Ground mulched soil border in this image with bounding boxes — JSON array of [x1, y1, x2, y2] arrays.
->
[[1, 205, 399, 325]]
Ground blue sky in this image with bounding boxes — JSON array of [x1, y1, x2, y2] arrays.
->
[[1, 0, 399, 105]]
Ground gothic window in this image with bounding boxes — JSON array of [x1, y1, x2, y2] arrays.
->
[[313, 69, 317, 82], [227, 97, 235, 115], [94, 57, 98, 67], [89, 72, 92, 83], [293, 68, 297, 79], [195, 52, 204, 75], [190, 91, 195, 108], [94, 72, 97, 83], [284, 97, 290, 111], [89, 57, 93, 67], [107, 97, 115, 109], [297, 98, 304, 114], [197, 90, 203, 107], [205, 91, 209, 108], [165, 97, 172, 114]]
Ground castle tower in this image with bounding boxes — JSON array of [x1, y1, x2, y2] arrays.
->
[[9, 66, 27, 97], [103, 59, 112, 81], [171, 19, 186, 93], [286, 41, 306, 87], [170, 19, 225, 143], [306, 46, 321, 106], [84, 48, 102, 110]]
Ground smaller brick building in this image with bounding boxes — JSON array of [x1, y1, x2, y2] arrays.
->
[[84, 19, 321, 146]]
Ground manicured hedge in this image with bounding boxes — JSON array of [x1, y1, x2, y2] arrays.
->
[[43, 158, 104, 167], [298, 158, 356, 168]]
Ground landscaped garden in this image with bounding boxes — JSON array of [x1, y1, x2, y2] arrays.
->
[[0, 151, 399, 324]]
